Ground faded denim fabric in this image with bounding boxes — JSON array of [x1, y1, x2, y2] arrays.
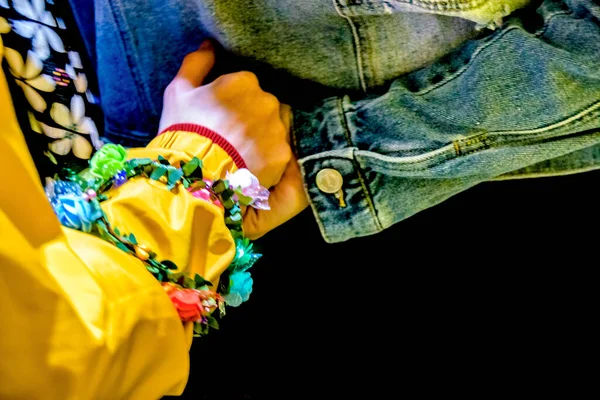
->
[[95, 0, 600, 242]]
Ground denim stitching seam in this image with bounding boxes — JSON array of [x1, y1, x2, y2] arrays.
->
[[333, 0, 368, 92], [291, 113, 332, 242], [394, 0, 488, 12], [108, 0, 157, 116], [337, 98, 384, 232]]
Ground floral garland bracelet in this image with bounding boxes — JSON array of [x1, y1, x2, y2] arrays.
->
[[45, 144, 269, 337]]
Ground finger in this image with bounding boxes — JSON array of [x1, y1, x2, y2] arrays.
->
[[174, 40, 216, 90], [243, 159, 309, 240]]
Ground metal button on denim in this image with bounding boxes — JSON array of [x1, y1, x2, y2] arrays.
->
[[316, 168, 346, 208], [316, 168, 343, 193]]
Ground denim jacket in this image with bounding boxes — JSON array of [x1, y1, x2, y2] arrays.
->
[[95, 0, 600, 242]]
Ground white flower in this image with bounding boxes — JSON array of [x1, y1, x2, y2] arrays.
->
[[65, 62, 88, 93], [68, 51, 83, 68], [11, 0, 65, 60], [41, 96, 102, 159], [3, 48, 55, 112], [227, 168, 256, 190]]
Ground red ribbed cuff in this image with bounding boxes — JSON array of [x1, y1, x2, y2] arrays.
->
[[158, 123, 247, 169]]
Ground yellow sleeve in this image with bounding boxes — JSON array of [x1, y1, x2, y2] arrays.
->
[[0, 39, 236, 399], [101, 127, 242, 290]]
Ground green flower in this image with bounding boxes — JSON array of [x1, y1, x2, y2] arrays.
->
[[89, 144, 127, 180]]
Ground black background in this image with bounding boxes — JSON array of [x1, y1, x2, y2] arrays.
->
[[171, 171, 597, 399]]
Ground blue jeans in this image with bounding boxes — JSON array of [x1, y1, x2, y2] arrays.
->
[[95, 0, 600, 242]]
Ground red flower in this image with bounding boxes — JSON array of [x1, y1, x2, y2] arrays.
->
[[163, 284, 202, 322]]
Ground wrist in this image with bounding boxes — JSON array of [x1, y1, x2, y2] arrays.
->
[[158, 123, 247, 169]]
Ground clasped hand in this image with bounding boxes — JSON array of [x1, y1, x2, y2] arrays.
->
[[159, 40, 308, 238]]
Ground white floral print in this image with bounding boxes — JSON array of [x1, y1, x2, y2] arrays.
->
[[41, 96, 101, 159], [11, 0, 65, 60], [2, 0, 103, 168], [3, 48, 55, 111]]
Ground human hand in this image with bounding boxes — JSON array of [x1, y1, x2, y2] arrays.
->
[[159, 40, 291, 188], [242, 105, 310, 239]]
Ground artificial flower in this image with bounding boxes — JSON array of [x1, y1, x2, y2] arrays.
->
[[224, 271, 253, 307], [163, 285, 203, 322], [226, 168, 270, 210], [52, 180, 83, 196], [113, 170, 128, 187], [197, 290, 222, 316], [89, 144, 128, 180], [190, 188, 222, 208], [51, 193, 100, 232]]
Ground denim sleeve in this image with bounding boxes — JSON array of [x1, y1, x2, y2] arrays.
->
[[292, 0, 600, 243]]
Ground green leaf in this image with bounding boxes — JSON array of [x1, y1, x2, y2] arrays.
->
[[183, 276, 196, 289], [225, 215, 243, 226], [150, 166, 167, 181], [136, 158, 153, 166], [207, 317, 219, 330], [142, 165, 154, 176], [182, 157, 199, 176], [168, 168, 184, 187], [229, 212, 242, 223], [148, 251, 157, 259], [222, 198, 235, 209], [115, 241, 129, 253], [157, 155, 170, 165], [193, 322, 208, 336], [189, 167, 203, 180], [161, 260, 179, 270], [114, 227, 121, 236], [182, 178, 190, 189], [236, 193, 254, 206], [212, 180, 226, 194], [229, 230, 244, 240], [194, 274, 212, 287], [128, 233, 137, 245], [147, 266, 159, 274], [168, 271, 182, 281], [229, 204, 241, 215]]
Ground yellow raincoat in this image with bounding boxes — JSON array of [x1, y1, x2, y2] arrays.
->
[[0, 35, 238, 399]]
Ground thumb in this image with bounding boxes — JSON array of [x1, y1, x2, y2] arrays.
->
[[243, 159, 309, 240], [174, 40, 216, 90]]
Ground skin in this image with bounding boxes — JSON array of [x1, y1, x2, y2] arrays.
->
[[160, 40, 309, 239]]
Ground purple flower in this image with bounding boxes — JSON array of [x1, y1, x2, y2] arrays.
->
[[226, 169, 270, 210], [113, 170, 128, 187]]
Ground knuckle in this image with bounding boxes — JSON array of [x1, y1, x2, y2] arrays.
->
[[282, 145, 292, 161], [232, 71, 259, 87], [262, 93, 280, 111], [163, 81, 179, 100], [271, 120, 287, 140]]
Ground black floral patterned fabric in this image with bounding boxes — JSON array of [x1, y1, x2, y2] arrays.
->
[[1, 0, 103, 181]]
